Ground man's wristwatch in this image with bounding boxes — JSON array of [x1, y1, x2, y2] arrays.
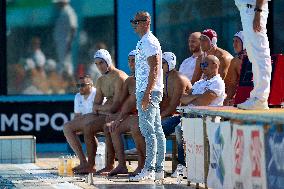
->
[[254, 7, 262, 12]]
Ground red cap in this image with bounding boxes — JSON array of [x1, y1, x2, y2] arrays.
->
[[201, 29, 218, 46]]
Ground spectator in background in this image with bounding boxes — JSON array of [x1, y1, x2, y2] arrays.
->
[[179, 32, 202, 81], [22, 52, 50, 94], [53, 0, 77, 77], [21, 58, 42, 94], [191, 29, 233, 84], [29, 36, 46, 66], [63, 75, 97, 172], [45, 59, 68, 94]]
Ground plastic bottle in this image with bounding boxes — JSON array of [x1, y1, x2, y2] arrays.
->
[[58, 156, 65, 176], [63, 158, 68, 176], [176, 166, 183, 184], [95, 142, 105, 171], [88, 173, 94, 185]]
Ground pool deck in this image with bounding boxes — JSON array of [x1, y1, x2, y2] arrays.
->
[[0, 153, 202, 189]]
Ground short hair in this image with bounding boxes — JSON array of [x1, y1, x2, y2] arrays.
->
[[135, 11, 151, 21], [206, 55, 220, 66], [79, 74, 93, 85]]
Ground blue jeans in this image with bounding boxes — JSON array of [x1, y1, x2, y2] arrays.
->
[[161, 116, 185, 166], [175, 124, 185, 166], [137, 91, 166, 172]]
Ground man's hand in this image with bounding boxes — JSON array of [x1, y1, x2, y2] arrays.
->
[[93, 105, 99, 115], [108, 120, 121, 132], [253, 12, 261, 32], [223, 98, 234, 106], [141, 92, 151, 111]]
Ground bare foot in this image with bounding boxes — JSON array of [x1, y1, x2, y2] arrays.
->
[[95, 166, 114, 175], [72, 162, 87, 171], [74, 165, 96, 174], [129, 167, 142, 176], [108, 165, 128, 176]]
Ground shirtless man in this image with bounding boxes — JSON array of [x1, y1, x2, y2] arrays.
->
[[104, 50, 146, 176], [80, 49, 128, 173], [191, 29, 233, 84], [224, 31, 249, 105], [160, 52, 192, 177], [63, 75, 96, 171]]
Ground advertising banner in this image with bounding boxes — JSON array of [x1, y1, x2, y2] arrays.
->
[[182, 117, 204, 183], [266, 128, 284, 189], [206, 119, 232, 189], [232, 124, 267, 189], [0, 101, 73, 143]]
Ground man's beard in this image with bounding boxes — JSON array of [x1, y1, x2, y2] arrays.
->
[[190, 47, 200, 53]]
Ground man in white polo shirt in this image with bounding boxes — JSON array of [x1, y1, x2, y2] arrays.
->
[[63, 74, 96, 172], [130, 11, 165, 181], [179, 32, 202, 81], [181, 55, 226, 106]]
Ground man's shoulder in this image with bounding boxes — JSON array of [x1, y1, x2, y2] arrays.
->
[[231, 56, 242, 65], [210, 75, 225, 85], [142, 32, 160, 46], [173, 71, 190, 85], [181, 56, 193, 65], [217, 47, 233, 60], [125, 75, 135, 83], [114, 69, 128, 79], [90, 87, 97, 95], [74, 92, 82, 101]]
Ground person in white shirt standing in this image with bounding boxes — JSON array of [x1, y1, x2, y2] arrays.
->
[[179, 32, 202, 81], [63, 75, 96, 172], [53, 0, 77, 76], [129, 11, 165, 181], [181, 55, 226, 106], [235, 0, 271, 110]]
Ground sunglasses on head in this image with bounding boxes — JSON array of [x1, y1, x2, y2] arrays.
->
[[76, 83, 90, 88], [130, 19, 147, 25], [200, 62, 209, 69]]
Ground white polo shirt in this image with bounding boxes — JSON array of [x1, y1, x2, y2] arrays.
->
[[191, 74, 226, 106], [179, 55, 198, 80], [135, 31, 163, 93], [74, 87, 96, 115]]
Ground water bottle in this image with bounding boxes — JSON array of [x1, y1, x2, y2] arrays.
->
[[176, 166, 183, 184], [95, 142, 105, 171], [58, 156, 65, 176], [88, 173, 94, 185], [95, 154, 103, 171]]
